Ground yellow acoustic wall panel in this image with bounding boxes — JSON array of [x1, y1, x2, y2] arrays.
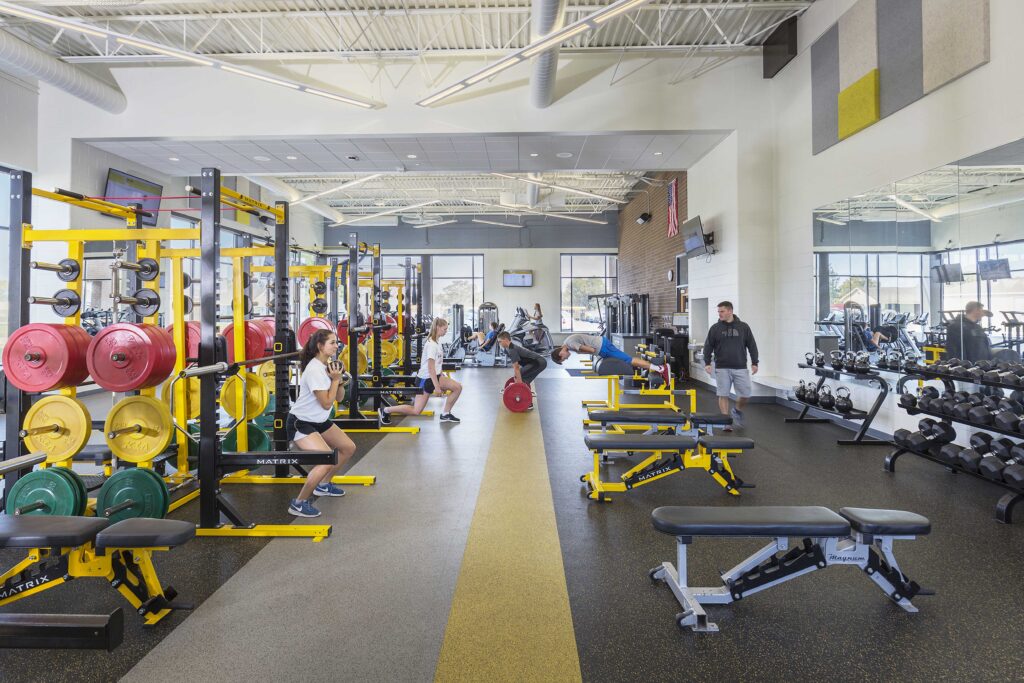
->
[[837, 68, 880, 140]]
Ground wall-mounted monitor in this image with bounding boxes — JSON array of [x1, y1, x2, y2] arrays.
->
[[932, 262, 964, 283], [978, 258, 1012, 281], [503, 270, 533, 287], [681, 216, 708, 257], [103, 168, 162, 227]]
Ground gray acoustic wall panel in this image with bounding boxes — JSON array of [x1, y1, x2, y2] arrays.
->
[[922, 0, 990, 94], [877, 0, 924, 118], [811, 24, 840, 155]]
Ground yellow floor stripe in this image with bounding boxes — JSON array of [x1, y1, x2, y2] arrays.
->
[[434, 403, 582, 683]]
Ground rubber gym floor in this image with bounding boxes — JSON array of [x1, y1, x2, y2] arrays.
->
[[3, 362, 1024, 682]]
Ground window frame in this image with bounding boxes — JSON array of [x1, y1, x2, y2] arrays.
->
[[559, 253, 618, 333]]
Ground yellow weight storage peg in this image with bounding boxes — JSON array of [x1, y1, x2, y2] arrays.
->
[[19, 395, 92, 463], [161, 376, 201, 420], [105, 396, 174, 463], [220, 371, 269, 419]]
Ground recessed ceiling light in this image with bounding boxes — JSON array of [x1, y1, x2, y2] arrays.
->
[[653, 152, 663, 156], [286, 155, 298, 160], [556, 152, 573, 158], [407, 154, 418, 159], [168, 157, 180, 161], [254, 155, 271, 161], [529, 153, 539, 157]]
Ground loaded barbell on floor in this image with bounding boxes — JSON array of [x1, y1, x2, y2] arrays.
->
[[502, 377, 533, 413]]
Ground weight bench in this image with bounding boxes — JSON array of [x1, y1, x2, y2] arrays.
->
[[586, 409, 732, 435], [581, 433, 754, 502], [649, 506, 932, 633], [0, 516, 195, 628]]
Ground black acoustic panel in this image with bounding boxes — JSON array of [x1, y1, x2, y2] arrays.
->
[[763, 16, 798, 79]]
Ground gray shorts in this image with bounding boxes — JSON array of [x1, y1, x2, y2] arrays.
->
[[714, 368, 752, 398]]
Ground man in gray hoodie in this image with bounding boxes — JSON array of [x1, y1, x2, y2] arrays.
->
[[703, 301, 759, 430]]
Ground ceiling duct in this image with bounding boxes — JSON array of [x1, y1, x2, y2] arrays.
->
[[526, 173, 542, 207], [0, 28, 127, 113], [530, 0, 566, 109]]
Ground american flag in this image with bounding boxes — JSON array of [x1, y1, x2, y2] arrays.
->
[[666, 178, 679, 237]]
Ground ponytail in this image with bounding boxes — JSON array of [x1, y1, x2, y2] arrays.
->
[[299, 329, 336, 371]]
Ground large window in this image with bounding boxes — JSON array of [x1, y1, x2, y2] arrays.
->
[[431, 255, 483, 329], [940, 243, 1024, 327], [560, 254, 617, 332], [817, 252, 928, 318]]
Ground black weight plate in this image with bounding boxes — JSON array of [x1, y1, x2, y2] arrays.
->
[[52, 288, 82, 317], [96, 468, 167, 522], [232, 294, 253, 316], [5, 468, 79, 516], [311, 298, 329, 314], [57, 258, 81, 283], [130, 289, 161, 317], [182, 272, 193, 289], [183, 295, 194, 315], [312, 281, 327, 296], [48, 465, 88, 516], [137, 257, 160, 282]]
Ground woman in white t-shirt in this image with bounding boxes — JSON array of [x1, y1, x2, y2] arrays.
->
[[285, 328, 357, 518], [378, 317, 463, 425]]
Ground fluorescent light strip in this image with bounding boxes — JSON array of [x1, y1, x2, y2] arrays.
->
[[417, 0, 652, 106], [293, 174, 383, 205], [116, 37, 214, 66], [304, 88, 374, 109], [473, 218, 522, 229], [0, 4, 106, 38], [462, 197, 606, 225], [331, 200, 440, 226], [413, 219, 457, 229], [889, 195, 942, 222], [492, 173, 625, 204], [817, 216, 846, 226], [221, 65, 300, 89]]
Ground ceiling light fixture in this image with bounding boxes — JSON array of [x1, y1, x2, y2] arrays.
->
[[555, 152, 574, 158], [253, 155, 271, 161], [286, 155, 298, 160], [168, 157, 180, 162], [416, 0, 653, 107], [817, 216, 846, 226], [653, 152, 663, 156], [294, 173, 384, 205], [529, 153, 539, 157], [473, 218, 522, 229], [0, 2, 375, 108], [461, 197, 607, 225], [406, 154, 418, 159], [492, 173, 626, 204], [889, 195, 942, 222], [331, 200, 440, 226], [413, 219, 457, 229]]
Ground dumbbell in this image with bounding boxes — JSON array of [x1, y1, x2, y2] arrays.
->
[[976, 360, 994, 371], [899, 392, 918, 410], [893, 429, 912, 448], [937, 443, 964, 466], [1002, 459, 1024, 488], [994, 409, 1021, 432], [979, 443, 1024, 481], [967, 403, 995, 425], [957, 433, 993, 471], [919, 418, 956, 444], [939, 392, 960, 415], [1000, 398, 1023, 414], [917, 386, 941, 411], [998, 371, 1021, 386]]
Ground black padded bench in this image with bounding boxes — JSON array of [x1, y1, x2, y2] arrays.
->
[[587, 409, 732, 434], [0, 516, 195, 633], [649, 505, 932, 632]]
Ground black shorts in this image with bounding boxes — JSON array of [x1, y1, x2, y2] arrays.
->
[[519, 358, 546, 385], [287, 414, 334, 441], [419, 377, 436, 394]]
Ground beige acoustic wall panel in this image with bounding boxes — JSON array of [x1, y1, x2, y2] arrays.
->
[[922, 0, 990, 94], [838, 0, 878, 91]]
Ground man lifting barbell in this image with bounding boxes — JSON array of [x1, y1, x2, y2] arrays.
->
[[550, 332, 669, 384], [497, 331, 546, 410]]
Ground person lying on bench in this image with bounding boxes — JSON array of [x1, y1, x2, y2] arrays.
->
[[474, 322, 500, 351], [498, 332, 547, 409], [550, 332, 669, 383]]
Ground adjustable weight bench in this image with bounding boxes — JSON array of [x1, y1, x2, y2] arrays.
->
[[586, 409, 732, 435], [0, 516, 195, 629], [649, 506, 932, 633], [581, 433, 754, 502]]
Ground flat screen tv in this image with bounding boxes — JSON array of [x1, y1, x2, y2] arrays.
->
[[103, 168, 162, 226], [932, 262, 964, 283], [503, 270, 533, 287], [681, 216, 708, 257], [978, 258, 1012, 281]]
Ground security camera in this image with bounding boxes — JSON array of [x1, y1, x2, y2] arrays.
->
[[636, 212, 651, 225]]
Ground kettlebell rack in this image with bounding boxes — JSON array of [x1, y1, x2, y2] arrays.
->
[[785, 363, 890, 446], [887, 370, 1024, 523]]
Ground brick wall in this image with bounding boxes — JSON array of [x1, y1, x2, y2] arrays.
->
[[617, 172, 687, 321]]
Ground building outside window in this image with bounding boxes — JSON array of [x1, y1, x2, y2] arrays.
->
[[431, 254, 483, 329], [560, 254, 617, 332]]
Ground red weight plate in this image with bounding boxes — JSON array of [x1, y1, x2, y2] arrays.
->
[[222, 321, 271, 363], [502, 382, 533, 413], [87, 323, 176, 391], [504, 376, 517, 389], [253, 318, 277, 349], [165, 321, 201, 359], [297, 317, 335, 346], [2, 323, 91, 392], [381, 315, 398, 341]]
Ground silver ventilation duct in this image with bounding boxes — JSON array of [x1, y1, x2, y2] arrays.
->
[[530, 0, 566, 109]]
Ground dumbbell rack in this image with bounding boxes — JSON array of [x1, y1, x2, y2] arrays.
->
[[887, 371, 1024, 523], [786, 364, 890, 446]]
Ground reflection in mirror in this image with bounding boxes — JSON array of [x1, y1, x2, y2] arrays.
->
[[812, 198, 851, 363]]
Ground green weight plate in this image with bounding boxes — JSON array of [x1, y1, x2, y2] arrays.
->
[[5, 469, 79, 516], [48, 466, 88, 516], [340, 380, 371, 409], [224, 424, 272, 453], [263, 393, 277, 415], [136, 467, 170, 519], [96, 468, 167, 523]]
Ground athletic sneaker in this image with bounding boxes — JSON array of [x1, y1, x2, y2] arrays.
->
[[440, 413, 461, 423], [314, 483, 346, 497], [731, 408, 744, 428], [378, 406, 392, 425], [288, 498, 322, 518], [527, 404, 535, 411], [660, 364, 671, 386]]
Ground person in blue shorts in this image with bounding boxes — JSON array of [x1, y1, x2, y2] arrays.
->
[[550, 332, 669, 384]]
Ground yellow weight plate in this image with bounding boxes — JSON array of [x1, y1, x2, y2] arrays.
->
[[104, 396, 174, 463], [380, 339, 398, 368], [358, 346, 368, 376], [257, 360, 276, 394], [161, 377, 201, 420], [21, 396, 92, 464], [220, 371, 269, 420]]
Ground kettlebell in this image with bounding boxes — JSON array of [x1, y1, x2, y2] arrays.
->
[[804, 352, 815, 366], [794, 380, 807, 401], [886, 350, 903, 371], [843, 351, 858, 372], [830, 350, 845, 370], [835, 386, 853, 413], [854, 351, 872, 373], [814, 350, 826, 367], [818, 385, 836, 411], [803, 384, 820, 406]]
